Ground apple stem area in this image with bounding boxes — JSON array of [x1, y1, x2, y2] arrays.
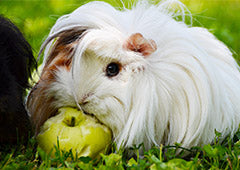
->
[[70, 117, 76, 127], [63, 116, 76, 127]]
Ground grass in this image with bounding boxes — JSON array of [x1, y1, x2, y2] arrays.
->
[[0, 0, 240, 169], [1, 131, 240, 169]]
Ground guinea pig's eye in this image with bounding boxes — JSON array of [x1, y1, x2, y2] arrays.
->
[[106, 62, 120, 77]]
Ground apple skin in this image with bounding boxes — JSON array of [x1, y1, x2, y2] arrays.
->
[[37, 107, 112, 159]]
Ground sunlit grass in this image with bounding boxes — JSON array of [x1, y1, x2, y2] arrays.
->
[[1, 131, 240, 169], [0, 0, 239, 59]]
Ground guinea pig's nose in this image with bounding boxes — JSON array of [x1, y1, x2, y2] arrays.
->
[[80, 92, 93, 105]]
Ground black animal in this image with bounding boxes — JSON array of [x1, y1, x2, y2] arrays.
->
[[0, 16, 36, 144]]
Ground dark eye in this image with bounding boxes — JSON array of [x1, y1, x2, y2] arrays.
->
[[106, 62, 120, 77]]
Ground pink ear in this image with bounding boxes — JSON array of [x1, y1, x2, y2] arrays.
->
[[123, 33, 157, 57]]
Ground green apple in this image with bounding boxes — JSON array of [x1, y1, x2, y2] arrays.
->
[[37, 107, 112, 159]]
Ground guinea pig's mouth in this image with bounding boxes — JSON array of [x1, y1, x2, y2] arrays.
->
[[78, 107, 107, 126], [82, 110, 97, 119]]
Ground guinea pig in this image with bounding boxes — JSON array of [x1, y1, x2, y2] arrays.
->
[[27, 0, 240, 152]]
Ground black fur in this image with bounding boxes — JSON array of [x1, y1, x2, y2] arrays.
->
[[0, 16, 36, 144]]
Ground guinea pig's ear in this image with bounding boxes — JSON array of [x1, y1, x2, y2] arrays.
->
[[27, 28, 87, 134], [123, 33, 157, 57]]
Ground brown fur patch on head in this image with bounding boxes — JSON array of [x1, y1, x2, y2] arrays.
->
[[41, 29, 85, 80], [27, 29, 85, 134], [44, 29, 85, 67], [123, 33, 157, 57], [41, 42, 76, 80]]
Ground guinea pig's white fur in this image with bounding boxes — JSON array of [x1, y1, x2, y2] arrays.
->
[[28, 0, 240, 152]]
